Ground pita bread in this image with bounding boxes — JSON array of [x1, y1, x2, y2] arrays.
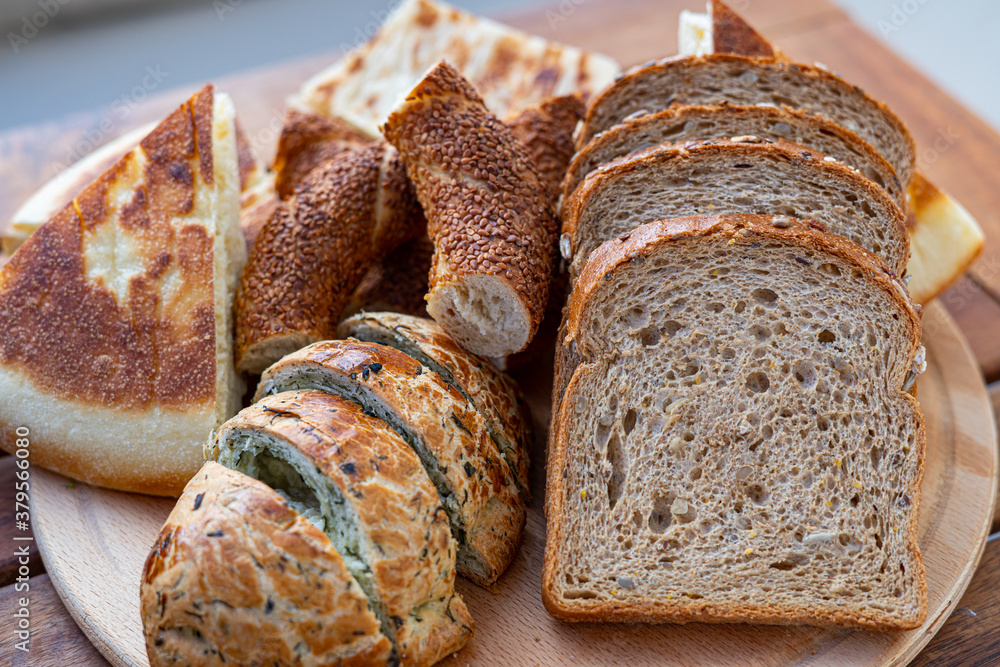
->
[[0, 85, 246, 496], [677, 0, 984, 303], [291, 0, 620, 136]]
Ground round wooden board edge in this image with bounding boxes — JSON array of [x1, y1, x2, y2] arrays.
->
[[30, 475, 136, 667], [888, 302, 999, 666]]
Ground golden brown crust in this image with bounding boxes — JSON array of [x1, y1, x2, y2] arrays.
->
[[504, 95, 586, 205], [578, 54, 916, 188], [0, 87, 216, 410], [336, 311, 532, 499], [711, 0, 775, 58], [234, 144, 424, 374], [561, 104, 906, 211], [543, 214, 926, 629], [382, 61, 559, 357], [345, 236, 434, 318], [273, 110, 373, 199], [141, 461, 392, 666], [255, 340, 526, 586], [215, 391, 474, 665], [0, 85, 243, 496], [562, 137, 910, 277]]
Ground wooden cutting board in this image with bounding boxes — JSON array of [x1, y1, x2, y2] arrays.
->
[[30, 301, 997, 667]]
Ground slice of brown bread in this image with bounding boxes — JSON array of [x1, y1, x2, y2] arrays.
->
[[562, 138, 908, 280], [562, 104, 905, 211], [543, 213, 926, 631], [578, 54, 915, 189]]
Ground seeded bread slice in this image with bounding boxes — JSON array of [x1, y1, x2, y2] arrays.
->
[[141, 461, 393, 666], [383, 62, 559, 358], [544, 213, 926, 631], [562, 138, 908, 280], [212, 391, 474, 665], [337, 311, 532, 499], [234, 143, 425, 374], [562, 104, 905, 211], [577, 54, 915, 189], [255, 340, 525, 586]]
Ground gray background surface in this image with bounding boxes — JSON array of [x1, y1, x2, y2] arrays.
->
[[1, 0, 997, 132]]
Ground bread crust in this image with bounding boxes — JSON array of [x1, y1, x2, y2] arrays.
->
[[504, 95, 586, 204], [141, 461, 393, 666], [711, 0, 776, 57], [234, 143, 425, 374], [382, 61, 559, 358], [0, 85, 243, 496], [562, 137, 909, 277], [215, 391, 474, 665], [255, 340, 525, 586], [337, 311, 532, 499], [562, 104, 906, 211], [578, 54, 916, 189], [544, 213, 926, 630], [272, 109, 373, 199]]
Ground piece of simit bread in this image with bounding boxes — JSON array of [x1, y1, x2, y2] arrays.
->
[[561, 104, 906, 211], [504, 95, 586, 205], [336, 311, 532, 499], [345, 236, 435, 319], [0, 85, 245, 496], [255, 339, 525, 586], [210, 391, 474, 666], [141, 461, 393, 666], [544, 213, 927, 631], [562, 137, 908, 280], [234, 143, 425, 374], [576, 54, 915, 190], [272, 109, 373, 200], [383, 61, 559, 358]]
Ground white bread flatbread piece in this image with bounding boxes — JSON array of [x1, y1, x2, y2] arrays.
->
[[0, 86, 245, 497], [291, 0, 620, 135]]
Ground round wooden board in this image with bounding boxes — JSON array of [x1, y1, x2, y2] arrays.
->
[[30, 301, 998, 667]]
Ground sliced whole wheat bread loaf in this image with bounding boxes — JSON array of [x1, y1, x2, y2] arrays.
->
[[578, 55, 915, 190], [562, 104, 905, 211], [544, 213, 926, 630], [562, 138, 908, 280]]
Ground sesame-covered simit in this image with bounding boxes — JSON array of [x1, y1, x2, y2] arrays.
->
[[382, 61, 560, 358], [233, 142, 425, 375]]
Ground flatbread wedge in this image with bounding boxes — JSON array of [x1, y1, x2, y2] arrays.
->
[[291, 0, 620, 136], [0, 84, 246, 497]]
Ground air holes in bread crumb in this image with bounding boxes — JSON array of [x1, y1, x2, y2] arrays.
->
[[662, 320, 683, 337], [708, 302, 724, 313], [751, 324, 771, 341], [625, 306, 649, 329], [623, 409, 638, 435], [649, 493, 677, 533], [818, 263, 841, 277], [746, 483, 768, 505], [746, 372, 770, 393], [638, 326, 660, 346], [818, 329, 836, 344], [607, 433, 625, 510], [735, 465, 753, 481], [752, 288, 778, 306], [722, 347, 736, 361], [793, 361, 816, 388], [734, 300, 746, 313]]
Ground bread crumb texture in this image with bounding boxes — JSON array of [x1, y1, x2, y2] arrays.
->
[[545, 215, 926, 631]]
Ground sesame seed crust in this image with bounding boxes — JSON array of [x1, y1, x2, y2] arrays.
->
[[382, 61, 559, 357], [234, 143, 425, 374]]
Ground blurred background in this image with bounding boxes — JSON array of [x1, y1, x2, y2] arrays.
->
[[0, 0, 997, 132]]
